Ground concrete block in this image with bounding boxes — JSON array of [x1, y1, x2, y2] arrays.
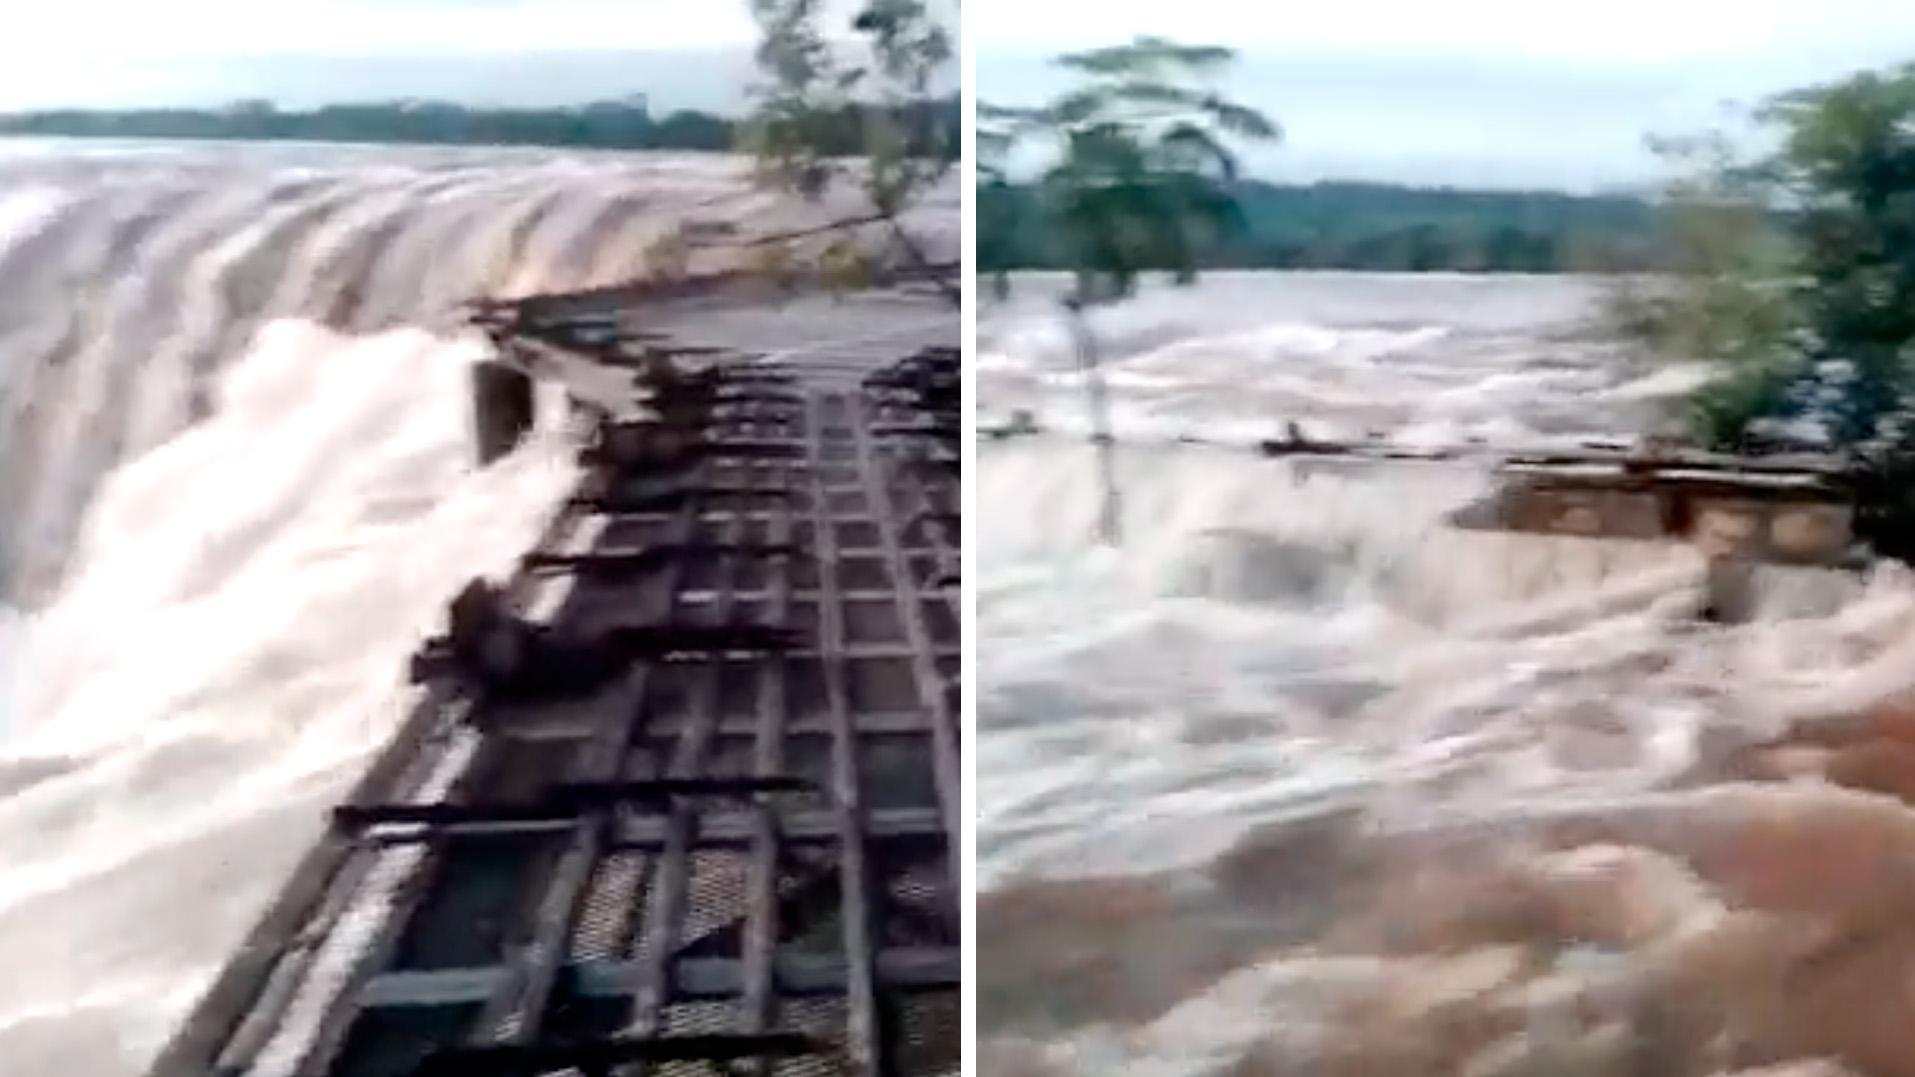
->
[[1770, 504, 1853, 563]]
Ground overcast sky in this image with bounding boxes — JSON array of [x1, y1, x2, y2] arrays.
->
[[7, 1, 1915, 191], [0, 0, 795, 112], [977, 0, 1915, 192]]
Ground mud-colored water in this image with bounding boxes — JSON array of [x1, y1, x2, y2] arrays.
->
[[979, 274, 1915, 1077]]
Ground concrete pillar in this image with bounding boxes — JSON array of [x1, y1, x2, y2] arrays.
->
[[472, 359, 535, 466], [1770, 503, 1853, 563], [1701, 556, 1757, 624], [1695, 506, 1761, 624]]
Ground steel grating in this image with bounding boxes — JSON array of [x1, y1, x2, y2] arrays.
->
[[146, 282, 958, 1077]]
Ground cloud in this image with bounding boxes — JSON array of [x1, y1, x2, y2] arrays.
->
[[0, 0, 959, 108], [0, 0, 764, 109], [974, 0, 1912, 64], [0, 1, 759, 59], [976, 2, 1915, 191]]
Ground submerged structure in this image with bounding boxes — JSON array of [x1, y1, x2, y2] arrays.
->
[[989, 414, 1865, 623], [148, 270, 960, 1077], [1439, 448, 1858, 566], [990, 416, 1863, 571]]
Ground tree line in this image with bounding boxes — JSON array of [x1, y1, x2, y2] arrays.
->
[[980, 177, 1667, 275], [0, 95, 959, 156]]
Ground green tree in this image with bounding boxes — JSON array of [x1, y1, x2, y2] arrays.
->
[[981, 37, 1278, 543], [999, 37, 1279, 301], [0, 99, 723, 152], [1614, 63, 1915, 558], [1622, 66, 1915, 455], [979, 177, 1666, 276], [1762, 65, 1915, 556], [1764, 68, 1915, 442], [1608, 126, 1804, 448], [741, 0, 957, 301], [978, 104, 1026, 299]]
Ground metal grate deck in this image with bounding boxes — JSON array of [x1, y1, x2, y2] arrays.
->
[[147, 285, 958, 1077]]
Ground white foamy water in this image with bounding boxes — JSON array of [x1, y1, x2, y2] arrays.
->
[[979, 272, 1711, 448], [0, 142, 950, 1076], [979, 274, 1915, 1077], [0, 606, 19, 736]]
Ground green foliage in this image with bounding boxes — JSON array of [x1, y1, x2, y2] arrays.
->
[[1764, 66, 1915, 442], [742, 0, 955, 300], [0, 97, 732, 152], [1620, 63, 1915, 451], [979, 178, 1664, 275], [1688, 359, 1801, 449], [742, 0, 849, 197], [742, 0, 955, 208], [977, 104, 1030, 299], [982, 36, 1279, 303], [1604, 128, 1806, 447], [0, 94, 956, 159], [854, 0, 957, 214]]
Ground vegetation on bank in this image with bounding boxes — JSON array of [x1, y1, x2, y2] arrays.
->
[[739, 0, 956, 298], [1586, 61, 1915, 557], [981, 178, 1664, 275], [1622, 64, 1915, 457], [0, 95, 959, 156]]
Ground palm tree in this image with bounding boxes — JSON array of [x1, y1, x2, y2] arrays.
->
[[984, 37, 1278, 544]]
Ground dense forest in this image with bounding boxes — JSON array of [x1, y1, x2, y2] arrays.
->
[[0, 95, 960, 157], [979, 179, 1668, 274]]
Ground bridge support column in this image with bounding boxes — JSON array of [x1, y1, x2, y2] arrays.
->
[[1695, 506, 1762, 624], [472, 359, 535, 466]]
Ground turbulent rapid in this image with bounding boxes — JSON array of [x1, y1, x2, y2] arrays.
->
[[979, 274, 1915, 1077], [0, 142, 943, 1075]]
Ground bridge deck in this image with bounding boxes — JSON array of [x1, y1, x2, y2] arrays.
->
[[148, 283, 959, 1077]]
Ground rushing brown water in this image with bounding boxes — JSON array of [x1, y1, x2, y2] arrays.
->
[[979, 274, 1915, 1077]]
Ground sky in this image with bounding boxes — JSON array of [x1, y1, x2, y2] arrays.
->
[[0, 0, 955, 114], [5, 1, 1915, 190], [976, 0, 1915, 191], [0, 0, 781, 112]]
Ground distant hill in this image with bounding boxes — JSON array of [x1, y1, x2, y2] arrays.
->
[[0, 96, 960, 158], [980, 179, 1667, 274]]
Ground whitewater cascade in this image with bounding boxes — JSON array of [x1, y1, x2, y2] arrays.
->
[[0, 142, 949, 1076], [978, 275, 1915, 1077]]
